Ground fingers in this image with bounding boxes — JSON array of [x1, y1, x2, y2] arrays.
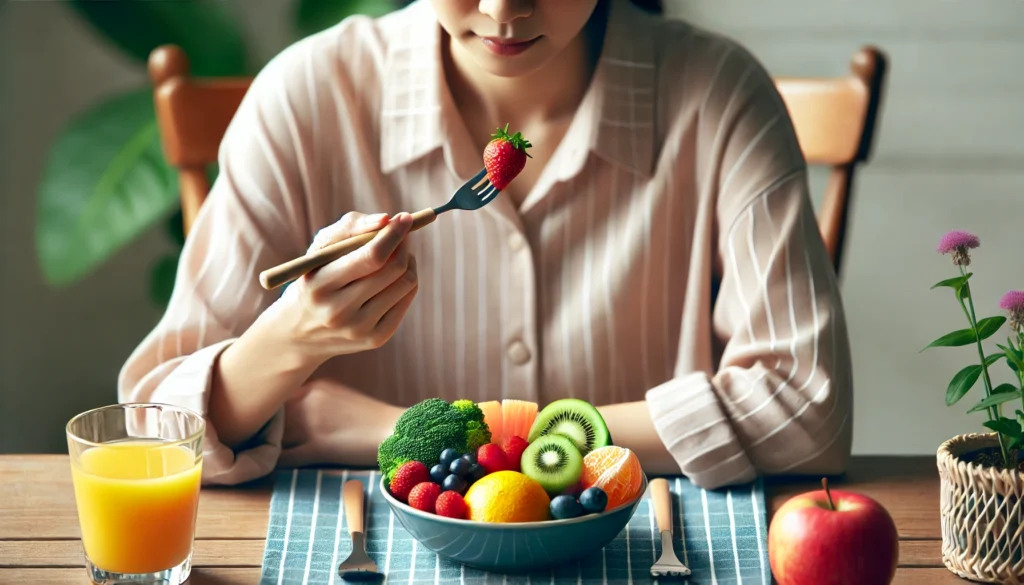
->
[[334, 242, 411, 307], [358, 255, 418, 325], [308, 212, 389, 253], [309, 212, 413, 291], [371, 284, 419, 345]]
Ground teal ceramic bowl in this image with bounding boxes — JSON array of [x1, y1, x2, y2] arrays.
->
[[379, 474, 647, 573]]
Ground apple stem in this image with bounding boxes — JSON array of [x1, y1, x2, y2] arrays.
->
[[822, 478, 835, 511]]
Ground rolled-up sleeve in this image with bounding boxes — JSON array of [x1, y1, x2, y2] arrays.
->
[[118, 39, 325, 485], [645, 38, 853, 489]]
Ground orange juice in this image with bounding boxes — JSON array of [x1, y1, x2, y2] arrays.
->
[[70, 440, 202, 573]]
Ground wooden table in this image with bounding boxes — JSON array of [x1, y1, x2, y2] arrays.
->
[[0, 455, 959, 584]]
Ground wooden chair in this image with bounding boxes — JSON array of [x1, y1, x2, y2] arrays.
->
[[775, 46, 888, 276], [148, 45, 251, 236], [148, 44, 887, 277]]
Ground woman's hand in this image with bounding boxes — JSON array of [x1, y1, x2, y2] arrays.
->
[[279, 377, 405, 468], [209, 211, 417, 450], [274, 211, 419, 365]]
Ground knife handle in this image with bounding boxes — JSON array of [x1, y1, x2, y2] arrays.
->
[[343, 479, 365, 535]]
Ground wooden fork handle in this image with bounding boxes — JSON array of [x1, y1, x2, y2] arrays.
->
[[258, 208, 437, 290], [343, 479, 365, 535], [650, 478, 673, 534]]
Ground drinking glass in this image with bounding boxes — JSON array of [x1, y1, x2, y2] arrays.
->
[[66, 403, 205, 584]]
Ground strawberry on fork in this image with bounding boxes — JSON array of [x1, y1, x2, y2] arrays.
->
[[483, 123, 532, 191]]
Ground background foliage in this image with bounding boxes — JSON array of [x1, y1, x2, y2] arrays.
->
[[36, 0, 404, 307]]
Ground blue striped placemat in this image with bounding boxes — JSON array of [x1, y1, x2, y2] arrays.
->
[[259, 469, 770, 584]]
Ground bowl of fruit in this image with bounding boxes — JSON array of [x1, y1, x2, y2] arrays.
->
[[378, 398, 648, 573]]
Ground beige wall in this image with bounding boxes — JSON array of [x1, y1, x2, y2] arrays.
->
[[2, 0, 1023, 456]]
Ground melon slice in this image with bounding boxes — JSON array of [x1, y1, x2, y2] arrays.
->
[[477, 401, 504, 443], [501, 399, 538, 442]]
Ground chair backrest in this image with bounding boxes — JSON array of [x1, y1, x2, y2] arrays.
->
[[774, 45, 888, 276], [148, 45, 251, 235], [149, 44, 887, 276]]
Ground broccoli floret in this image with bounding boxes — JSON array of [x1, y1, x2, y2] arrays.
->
[[452, 399, 491, 451], [378, 399, 467, 481]]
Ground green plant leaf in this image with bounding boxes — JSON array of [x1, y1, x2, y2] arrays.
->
[[149, 253, 179, 308], [294, 0, 398, 39], [968, 386, 1023, 413], [36, 90, 179, 286], [947, 365, 982, 406], [932, 273, 971, 291], [69, 0, 248, 76], [984, 417, 1023, 438], [924, 317, 1009, 351], [985, 353, 1005, 367], [925, 328, 980, 350], [976, 316, 1008, 341]]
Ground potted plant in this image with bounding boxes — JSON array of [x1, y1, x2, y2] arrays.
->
[[926, 230, 1024, 583]]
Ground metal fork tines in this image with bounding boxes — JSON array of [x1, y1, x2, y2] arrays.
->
[[338, 480, 383, 581], [649, 478, 691, 579]]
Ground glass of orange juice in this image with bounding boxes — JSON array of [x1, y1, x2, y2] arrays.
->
[[66, 403, 204, 584]]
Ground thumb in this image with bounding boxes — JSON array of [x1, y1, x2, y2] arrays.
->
[[309, 212, 390, 253]]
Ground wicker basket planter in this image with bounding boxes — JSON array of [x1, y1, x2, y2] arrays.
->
[[938, 433, 1024, 583]]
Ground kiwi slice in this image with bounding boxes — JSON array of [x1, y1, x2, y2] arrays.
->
[[521, 434, 583, 495], [527, 398, 612, 455]]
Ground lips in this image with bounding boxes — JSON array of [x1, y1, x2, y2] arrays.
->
[[480, 36, 539, 56]]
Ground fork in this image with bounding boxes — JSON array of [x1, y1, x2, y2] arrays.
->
[[258, 167, 499, 290], [337, 479, 382, 581], [650, 478, 692, 579]]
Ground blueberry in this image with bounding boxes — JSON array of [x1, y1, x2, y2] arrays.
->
[[443, 474, 467, 494], [450, 457, 472, 477], [579, 487, 608, 513], [550, 495, 583, 520], [439, 448, 461, 468], [468, 463, 486, 482], [461, 452, 477, 465], [429, 463, 448, 484]]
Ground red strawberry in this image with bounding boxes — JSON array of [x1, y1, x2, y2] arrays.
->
[[407, 482, 442, 513], [389, 462, 430, 503], [435, 491, 468, 519], [483, 123, 532, 191], [476, 443, 511, 474], [501, 435, 529, 472]]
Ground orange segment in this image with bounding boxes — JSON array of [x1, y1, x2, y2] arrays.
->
[[478, 401, 503, 443], [580, 446, 643, 509], [501, 399, 537, 441]]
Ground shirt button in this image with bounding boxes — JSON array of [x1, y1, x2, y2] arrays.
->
[[508, 233, 525, 252], [507, 340, 531, 365]]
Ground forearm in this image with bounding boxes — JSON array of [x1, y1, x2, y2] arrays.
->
[[597, 401, 680, 475], [210, 311, 321, 450]]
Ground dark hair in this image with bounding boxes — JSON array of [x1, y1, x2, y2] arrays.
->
[[628, 0, 663, 14]]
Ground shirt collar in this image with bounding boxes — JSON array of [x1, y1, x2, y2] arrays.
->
[[379, 0, 657, 180]]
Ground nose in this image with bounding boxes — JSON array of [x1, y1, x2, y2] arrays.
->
[[478, 0, 533, 24]]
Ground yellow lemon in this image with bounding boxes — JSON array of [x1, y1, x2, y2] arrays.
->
[[464, 471, 550, 523]]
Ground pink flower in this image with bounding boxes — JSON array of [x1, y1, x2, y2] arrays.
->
[[1001, 290, 1024, 332], [937, 230, 980, 266]]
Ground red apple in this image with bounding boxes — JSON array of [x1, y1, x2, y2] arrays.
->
[[768, 478, 898, 585]]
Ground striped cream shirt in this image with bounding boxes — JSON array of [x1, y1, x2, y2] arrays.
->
[[119, 0, 853, 489]]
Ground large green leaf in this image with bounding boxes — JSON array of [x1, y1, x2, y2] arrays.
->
[[968, 385, 1023, 414], [69, 0, 248, 76], [36, 90, 179, 286], [295, 0, 398, 39], [946, 365, 982, 406]]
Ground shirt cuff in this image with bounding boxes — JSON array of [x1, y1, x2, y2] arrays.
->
[[645, 372, 756, 489], [147, 339, 284, 486]]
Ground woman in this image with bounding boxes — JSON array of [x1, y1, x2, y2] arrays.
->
[[120, 0, 853, 489]]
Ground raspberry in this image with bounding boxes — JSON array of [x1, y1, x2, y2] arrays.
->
[[501, 435, 529, 472], [435, 490, 468, 519], [476, 443, 511, 475], [407, 482, 442, 513], [389, 461, 430, 503]]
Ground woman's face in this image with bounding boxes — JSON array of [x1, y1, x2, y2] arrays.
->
[[430, 0, 601, 78]]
